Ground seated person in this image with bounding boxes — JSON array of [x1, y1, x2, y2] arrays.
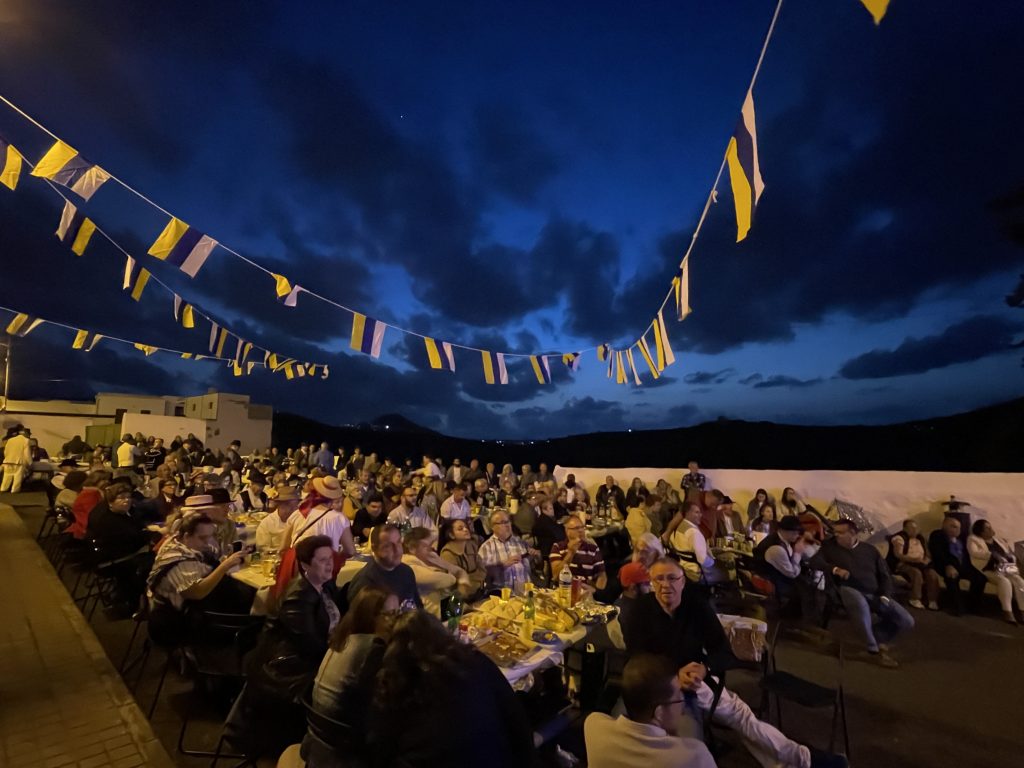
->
[[478, 509, 538, 593], [439, 482, 471, 521], [968, 519, 1024, 625], [625, 497, 653, 544], [347, 524, 423, 610], [747, 502, 778, 537], [305, 587, 398, 765], [532, 497, 566, 563], [69, 470, 111, 539], [887, 519, 940, 610], [607, 561, 651, 650], [352, 491, 388, 543], [386, 485, 436, 535], [438, 518, 486, 595], [512, 489, 541, 535], [55, 470, 87, 510], [496, 477, 519, 507], [584, 654, 714, 768], [746, 488, 771, 524], [86, 480, 157, 609], [239, 472, 268, 512], [254, 485, 301, 550], [168, 488, 238, 558], [752, 516, 821, 620], [622, 557, 847, 768], [247, 535, 343, 700], [928, 515, 987, 615], [665, 503, 730, 584], [632, 532, 665, 569], [146, 514, 251, 645], [401, 527, 469, 616], [367, 611, 534, 768], [550, 516, 608, 590], [812, 519, 914, 667]]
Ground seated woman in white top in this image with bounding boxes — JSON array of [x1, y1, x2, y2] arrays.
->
[[400, 526, 471, 616], [968, 519, 1024, 625]]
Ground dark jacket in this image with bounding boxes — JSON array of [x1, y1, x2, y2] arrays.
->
[[596, 485, 626, 515], [811, 539, 893, 598], [86, 502, 150, 559], [621, 590, 732, 672], [268, 573, 342, 663], [532, 514, 566, 561], [928, 529, 972, 574]]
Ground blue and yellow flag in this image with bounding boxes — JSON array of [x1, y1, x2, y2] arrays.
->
[[625, 348, 642, 386], [173, 295, 196, 329], [561, 352, 580, 372], [350, 313, 387, 359], [530, 355, 551, 384], [482, 351, 508, 385], [30, 140, 111, 200], [148, 216, 217, 278], [134, 343, 159, 357], [672, 256, 692, 321], [636, 338, 660, 380], [725, 90, 765, 242], [0, 137, 23, 191], [653, 310, 676, 371], [72, 329, 103, 351], [55, 201, 96, 256], [597, 343, 610, 362], [130, 268, 151, 302], [425, 337, 455, 371]]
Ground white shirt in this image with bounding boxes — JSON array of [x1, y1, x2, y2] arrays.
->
[[288, 505, 351, 550], [401, 554, 457, 617], [584, 713, 715, 768], [255, 510, 297, 550], [439, 496, 471, 520], [669, 519, 714, 580], [764, 539, 803, 579], [423, 462, 442, 479], [116, 441, 137, 468], [2, 434, 31, 466], [387, 504, 437, 533]]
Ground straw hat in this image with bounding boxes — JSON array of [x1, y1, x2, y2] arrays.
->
[[312, 475, 344, 499]]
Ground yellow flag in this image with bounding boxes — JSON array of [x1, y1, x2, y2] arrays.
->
[[214, 327, 229, 358], [130, 268, 151, 301], [615, 351, 627, 385], [860, 0, 889, 25], [654, 311, 676, 370], [1, 141, 23, 191], [272, 273, 293, 299], [134, 343, 158, 356], [637, 338, 660, 379], [625, 348, 642, 386]]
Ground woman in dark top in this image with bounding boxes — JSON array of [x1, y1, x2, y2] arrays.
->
[[625, 477, 649, 509], [532, 499, 566, 567], [368, 611, 535, 768]]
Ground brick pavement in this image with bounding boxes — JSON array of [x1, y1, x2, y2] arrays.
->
[[0, 502, 174, 768]]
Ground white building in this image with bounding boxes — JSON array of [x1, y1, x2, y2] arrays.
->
[[0, 390, 273, 456]]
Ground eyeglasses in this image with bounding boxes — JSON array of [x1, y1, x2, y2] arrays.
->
[[492, 520, 511, 526], [651, 574, 684, 584]]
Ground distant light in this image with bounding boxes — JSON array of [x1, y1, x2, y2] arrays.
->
[[385, 425, 390, 430], [627, 429, 633, 433]]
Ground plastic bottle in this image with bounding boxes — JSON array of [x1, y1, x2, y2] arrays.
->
[[558, 564, 573, 607]]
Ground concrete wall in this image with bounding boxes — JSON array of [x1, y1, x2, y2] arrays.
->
[[1, 412, 112, 456], [554, 466, 1024, 545], [96, 393, 179, 416], [202, 394, 272, 454], [120, 414, 208, 448]]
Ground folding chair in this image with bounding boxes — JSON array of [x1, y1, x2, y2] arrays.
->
[[759, 622, 850, 758]]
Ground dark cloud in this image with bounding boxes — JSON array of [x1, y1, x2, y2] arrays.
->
[[739, 373, 763, 385], [751, 375, 822, 389], [666, 404, 701, 425], [838, 315, 1022, 380], [510, 397, 628, 437], [683, 369, 735, 385], [470, 104, 560, 204]]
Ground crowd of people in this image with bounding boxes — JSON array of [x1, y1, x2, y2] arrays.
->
[[8, 427, 1023, 767]]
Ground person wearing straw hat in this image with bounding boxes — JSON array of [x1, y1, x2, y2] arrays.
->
[[255, 485, 301, 551], [274, 475, 355, 597]]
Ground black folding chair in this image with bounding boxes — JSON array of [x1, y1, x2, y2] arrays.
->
[[300, 694, 367, 767], [759, 622, 850, 758]]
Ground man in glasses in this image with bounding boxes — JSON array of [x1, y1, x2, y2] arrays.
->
[[479, 509, 538, 593], [623, 558, 848, 768], [584, 653, 714, 767]]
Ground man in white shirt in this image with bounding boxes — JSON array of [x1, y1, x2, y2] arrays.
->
[[1, 428, 31, 493], [439, 482, 471, 521], [254, 485, 301, 550], [585, 654, 714, 768], [418, 454, 443, 480], [115, 435, 140, 470]]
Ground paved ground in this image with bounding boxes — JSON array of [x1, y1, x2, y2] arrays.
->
[[0, 497, 174, 768], [5, 490, 1024, 767]]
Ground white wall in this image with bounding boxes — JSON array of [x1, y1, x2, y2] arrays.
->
[[121, 414, 207, 447], [554, 466, 1024, 545], [96, 393, 179, 416], [1, 412, 112, 456], [204, 395, 272, 454]]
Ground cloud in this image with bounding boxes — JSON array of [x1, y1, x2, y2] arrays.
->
[[751, 375, 822, 389], [683, 368, 735, 385], [739, 373, 763, 385], [838, 315, 1022, 380], [470, 104, 560, 204]]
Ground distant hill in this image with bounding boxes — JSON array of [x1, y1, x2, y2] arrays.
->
[[272, 396, 1024, 472]]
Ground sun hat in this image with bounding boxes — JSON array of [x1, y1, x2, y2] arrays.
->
[[312, 475, 344, 499], [271, 485, 301, 502]]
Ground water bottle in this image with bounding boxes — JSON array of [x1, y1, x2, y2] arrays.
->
[[520, 589, 536, 643], [558, 564, 573, 607]]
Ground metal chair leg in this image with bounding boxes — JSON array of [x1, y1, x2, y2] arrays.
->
[[147, 651, 173, 719]]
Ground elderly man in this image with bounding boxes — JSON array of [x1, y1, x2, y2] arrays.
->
[[255, 485, 301, 550], [595, 475, 626, 517], [347, 523, 422, 610], [666, 502, 730, 584], [1, 427, 31, 493], [550, 516, 607, 590], [387, 485, 436, 534], [813, 519, 914, 667], [479, 509, 538, 593], [928, 515, 987, 616], [888, 519, 940, 610], [439, 481, 472, 521], [623, 557, 847, 768], [679, 461, 708, 500]]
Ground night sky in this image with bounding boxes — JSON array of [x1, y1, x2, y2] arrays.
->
[[1, 0, 1022, 439]]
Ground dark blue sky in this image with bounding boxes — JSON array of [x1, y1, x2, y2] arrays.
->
[[1, 0, 1022, 438]]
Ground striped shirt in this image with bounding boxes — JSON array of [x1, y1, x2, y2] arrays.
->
[[147, 538, 215, 611], [478, 534, 531, 591], [550, 539, 606, 582]]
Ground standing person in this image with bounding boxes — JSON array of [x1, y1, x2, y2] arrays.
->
[[310, 442, 334, 473], [679, 461, 707, 501], [928, 516, 987, 616], [887, 520, 940, 610], [1, 427, 31, 493], [968, 519, 1024, 624], [225, 440, 244, 473], [115, 434, 141, 470], [813, 519, 914, 667]]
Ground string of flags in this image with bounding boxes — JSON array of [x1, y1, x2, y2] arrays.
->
[[0, 1, 890, 388], [2, 308, 329, 381]]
